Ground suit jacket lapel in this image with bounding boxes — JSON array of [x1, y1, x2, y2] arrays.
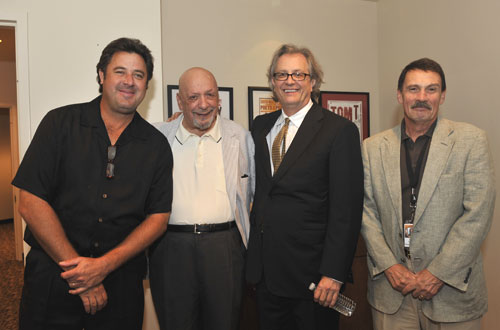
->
[[413, 118, 454, 224], [381, 126, 403, 224], [272, 104, 323, 183]]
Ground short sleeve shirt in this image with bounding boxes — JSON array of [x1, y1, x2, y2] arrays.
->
[[12, 96, 173, 258]]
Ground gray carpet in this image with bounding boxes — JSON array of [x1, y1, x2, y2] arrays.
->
[[0, 220, 24, 330]]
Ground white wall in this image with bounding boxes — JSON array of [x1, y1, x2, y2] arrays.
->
[[161, 0, 379, 131], [1, 0, 164, 133], [0, 1, 163, 329], [378, 1, 500, 329]]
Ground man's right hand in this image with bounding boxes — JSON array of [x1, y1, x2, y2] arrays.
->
[[167, 111, 182, 122], [79, 283, 108, 315], [384, 264, 416, 293]]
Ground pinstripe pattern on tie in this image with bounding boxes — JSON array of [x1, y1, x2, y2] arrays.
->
[[271, 118, 290, 173]]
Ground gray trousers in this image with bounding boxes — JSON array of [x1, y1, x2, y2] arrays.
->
[[149, 226, 245, 330], [372, 294, 481, 330]]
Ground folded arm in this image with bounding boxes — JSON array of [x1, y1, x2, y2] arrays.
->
[[18, 189, 107, 313], [60, 212, 170, 294]]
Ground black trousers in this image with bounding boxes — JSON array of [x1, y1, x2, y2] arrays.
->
[[256, 280, 340, 330], [19, 248, 145, 330], [149, 226, 245, 330]]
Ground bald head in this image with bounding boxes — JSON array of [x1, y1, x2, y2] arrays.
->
[[179, 67, 218, 93], [177, 67, 220, 136]]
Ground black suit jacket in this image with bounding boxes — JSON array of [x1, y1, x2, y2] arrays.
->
[[246, 103, 363, 299]]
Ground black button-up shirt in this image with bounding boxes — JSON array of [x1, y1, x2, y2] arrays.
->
[[13, 96, 173, 259], [400, 119, 436, 224]]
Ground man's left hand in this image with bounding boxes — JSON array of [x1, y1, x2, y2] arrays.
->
[[59, 257, 110, 294], [411, 269, 444, 300], [314, 276, 341, 308]]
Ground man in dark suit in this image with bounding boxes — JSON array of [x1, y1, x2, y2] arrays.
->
[[246, 44, 364, 330]]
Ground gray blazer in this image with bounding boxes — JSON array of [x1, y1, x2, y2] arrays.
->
[[361, 117, 495, 322], [154, 115, 255, 246]]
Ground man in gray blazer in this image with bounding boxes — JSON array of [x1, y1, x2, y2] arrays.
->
[[361, 58, 495, 330], [149, 67, 255, 330]]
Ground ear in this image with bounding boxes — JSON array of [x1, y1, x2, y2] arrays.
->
[[397, 90, 403, 105], [439, 90, 446, 105], [98, 69, 105, 85]]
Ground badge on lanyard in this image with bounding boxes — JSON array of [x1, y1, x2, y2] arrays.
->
[[403, 223, 414, 248]]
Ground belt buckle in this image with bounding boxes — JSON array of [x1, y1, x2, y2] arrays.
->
[[194, 224, 201, 235]]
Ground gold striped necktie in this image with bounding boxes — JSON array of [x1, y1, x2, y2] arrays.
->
[[271, 118, 290, 173]]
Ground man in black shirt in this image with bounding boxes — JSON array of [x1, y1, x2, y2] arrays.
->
[[12, 37, 173, 330]]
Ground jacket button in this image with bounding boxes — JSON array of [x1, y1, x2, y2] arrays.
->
[[98, 218, 103, 223], [102, 193, 108, 199]]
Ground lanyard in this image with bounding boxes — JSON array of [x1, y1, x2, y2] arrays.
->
[[403, 138, 429, 257], [404, 138, 429, 224]]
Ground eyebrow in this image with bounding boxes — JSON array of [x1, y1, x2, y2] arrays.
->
[[112, 66, 146, 75], [407, 83, 440, 88]]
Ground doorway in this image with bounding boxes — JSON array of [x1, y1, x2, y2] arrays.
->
[[0, 26, 22, 261]]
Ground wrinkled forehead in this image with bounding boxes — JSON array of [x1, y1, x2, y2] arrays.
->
[[180, 70, 218, 95], [404, 69, 442, 87], [275, 53, 309, 72]]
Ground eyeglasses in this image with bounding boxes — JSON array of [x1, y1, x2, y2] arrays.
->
[[106, 145, 116, 179], [273, 72, 311, 81]]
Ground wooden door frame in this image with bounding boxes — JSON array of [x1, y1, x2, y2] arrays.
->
[[10, 105, 21, 261], [1, 12, 31, 262], [0, 104, 21, 261]]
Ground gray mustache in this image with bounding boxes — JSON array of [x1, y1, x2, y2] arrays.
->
[[411, 101, 432, 110]]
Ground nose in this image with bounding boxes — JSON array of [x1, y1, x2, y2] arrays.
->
[[416, 89, 428, 100], [285, 74, 295, 84], [199, 95, 209, 109], [123, 73, 134, 86]]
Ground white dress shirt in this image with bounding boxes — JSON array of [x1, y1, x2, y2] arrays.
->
[[266, 100, 313, 175], [169, 116, 233, 225]]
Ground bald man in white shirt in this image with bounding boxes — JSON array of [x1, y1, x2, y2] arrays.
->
[[149, 67, 255, 330]]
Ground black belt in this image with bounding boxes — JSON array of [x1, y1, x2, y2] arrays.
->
[[168, 221, 236, 234]]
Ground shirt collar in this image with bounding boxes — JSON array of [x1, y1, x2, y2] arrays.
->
[[80, 95, 149, 143], [176, 115, 222, 144], [278, 99, 313, 127], [80, 96, 103, 128], [401, 119, 437, 141]]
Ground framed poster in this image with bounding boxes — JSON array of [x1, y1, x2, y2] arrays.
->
[[166, 84, 234, 120], [247, 86, 282, 128], [319, 91, 370, 140]]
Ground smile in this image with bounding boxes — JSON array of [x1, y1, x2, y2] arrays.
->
[[193, 108, 215, 117], [118, 89, 136, 97]]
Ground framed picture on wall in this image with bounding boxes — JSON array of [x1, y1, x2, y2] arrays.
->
[[319, 91, 370, 140], [166, 85, 234, 120], [248, 86, 282, 128]]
